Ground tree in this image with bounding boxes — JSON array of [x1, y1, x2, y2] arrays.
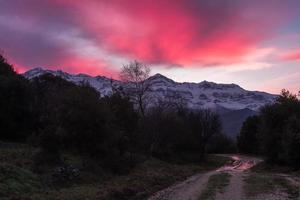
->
[[258, 89, 300, 166], [237, 116, 260, 154], [278, 89, 298, 103], [119, 60, 151, 117], [0, 54, 16, 76], [283, 115, 300, 168], [207, 133, 236, 154], [187, 110, 222, 158], [31, 75, 138, 172], [0, 54, 34, 141], [139, 107, 221, 162], [32, 75, 111, 155], [154, 91, 187, 113], [142, 107, 189, 158], [102, 93, 139, 152]]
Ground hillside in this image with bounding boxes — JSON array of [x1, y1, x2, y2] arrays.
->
[[24, 68, 277, 137]]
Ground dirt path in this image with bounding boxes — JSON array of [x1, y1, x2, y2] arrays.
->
[[148, 154, 262, 200], [214, 155, 262, 200], [215, 172, 243, 200], [148, 172, 214, 200]]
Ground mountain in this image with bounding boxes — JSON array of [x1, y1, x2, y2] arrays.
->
[[219, 108, 258, 138], [24, 68, 277, 137]]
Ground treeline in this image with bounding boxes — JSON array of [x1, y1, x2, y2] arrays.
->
[[238, 90, 300, 169], [0, 55, 233, 173]]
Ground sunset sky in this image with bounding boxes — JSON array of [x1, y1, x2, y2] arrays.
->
[[0, 0, 300, 94]]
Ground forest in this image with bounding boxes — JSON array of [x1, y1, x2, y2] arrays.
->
[[0, 54, 233, 173], [238, 89, 300, 168], [1, 54, 300, 199]]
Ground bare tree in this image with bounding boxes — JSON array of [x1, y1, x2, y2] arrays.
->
[[187, 109, 221, 158], [154, 91, 187, 114], [198, 109, 221, 156], [119, 60, 151, 117]]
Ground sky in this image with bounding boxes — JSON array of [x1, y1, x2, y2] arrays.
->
[[0, 0, 300, 94]]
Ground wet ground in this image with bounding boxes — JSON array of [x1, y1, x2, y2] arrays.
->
[[148, 155, 299, 200]]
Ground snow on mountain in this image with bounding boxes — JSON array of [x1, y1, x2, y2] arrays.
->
[[24, 68, 277, 112]]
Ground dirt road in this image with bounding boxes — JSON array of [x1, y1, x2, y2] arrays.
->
[[148, 155, 300, 200]]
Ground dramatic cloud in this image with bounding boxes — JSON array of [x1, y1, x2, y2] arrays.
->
[[282, 51, 300, 61], [0, 0, 300, 92], [74, 0, 285, 65]]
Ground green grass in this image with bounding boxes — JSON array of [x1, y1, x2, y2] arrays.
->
[[0, 143, 232, 200], [201, 155, 232, 171], [21, 158, 205, 200], [0, 147, 35, 170], [251, 161, 300, 179], [244, 173, 300, 199], [0, 164, 42, 198], [198, 172, 232, 200]]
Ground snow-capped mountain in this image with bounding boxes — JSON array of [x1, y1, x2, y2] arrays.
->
[[24, 68, 277, 112], [24, 68, 278, 137]]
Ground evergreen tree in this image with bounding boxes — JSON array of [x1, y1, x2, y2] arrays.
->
[[237, 116, 260, 154], [0, 54, 34, 141]]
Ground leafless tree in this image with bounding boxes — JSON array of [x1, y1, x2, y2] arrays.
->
[[197, 109, 221, 155], [154, 91, 187, 113], [119, 60, 151, 117]]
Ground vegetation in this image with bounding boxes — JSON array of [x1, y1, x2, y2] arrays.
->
[[0, 145, 230, 199], [237, 89, 300, 169], [0, 55, 34, 142], [0, 54, 226, 166], [140, 107, 222, 161], [237, 116, 260, 155], [119, 60, 151, 117], [198, 172, 232, 200], [0, 54, 234, 199], [244, 173, 299, 199], [207, 133, 236, 154], [0, 163, 42, 197]]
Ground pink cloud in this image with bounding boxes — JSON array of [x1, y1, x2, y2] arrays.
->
[[1, 0, 300, 75], [282, 51, 300, 61], [76, 0, 275, 66]]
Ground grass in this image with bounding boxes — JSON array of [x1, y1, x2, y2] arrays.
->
[[0, 147, 35, 170], [245, 161, 300, 199], [244, 173, 300, 199], [251, 161, 300, 179], [14, 158, 204, 200], [0, 164, 42, 197], [29, 156, 229, 200], [0, 143, 231, 200], [201, 155, 232, 171], [251, 161, 297, 173], [198, 172, 232, 200]]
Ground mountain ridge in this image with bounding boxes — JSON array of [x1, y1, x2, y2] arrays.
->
[[24, 67, 277, 112], [24, 68, 272, 93], [24, 67, 278, 137]]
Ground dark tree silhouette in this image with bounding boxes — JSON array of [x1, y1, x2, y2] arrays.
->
[[0, 54, 34, 141], [0, 54, 16, 76], [238, 89, 300, 168], [237, 115, 260, 154]]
